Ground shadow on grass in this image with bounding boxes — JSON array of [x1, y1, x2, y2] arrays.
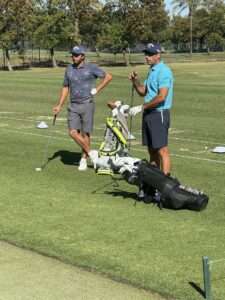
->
[[104, 189, 137, 200], [189, 282, 205, 298], [49, 150, 81, 166]]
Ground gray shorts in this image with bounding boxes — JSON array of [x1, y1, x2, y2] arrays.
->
[[67, 102, 95, 133], [142, 109, 170, 149]]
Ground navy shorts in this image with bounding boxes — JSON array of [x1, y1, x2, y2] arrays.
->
[[67, 102, 95, 134], [142, 109, 170, 149]]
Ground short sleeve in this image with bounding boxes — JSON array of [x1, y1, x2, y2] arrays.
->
[[91, 64, 106, 78], [63, 67, 70, 87], [158, 68, 172, 89]]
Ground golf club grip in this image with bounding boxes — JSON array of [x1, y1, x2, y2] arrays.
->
[[52, 114, 57, 126]]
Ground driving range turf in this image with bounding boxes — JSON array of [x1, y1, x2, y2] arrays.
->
[[0, 61, 225, 299]]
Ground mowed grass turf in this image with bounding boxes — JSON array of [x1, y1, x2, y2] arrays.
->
[[0, 61, 225, 300]]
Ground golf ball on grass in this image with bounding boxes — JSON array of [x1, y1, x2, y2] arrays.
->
[[35, 167, 42, 172]]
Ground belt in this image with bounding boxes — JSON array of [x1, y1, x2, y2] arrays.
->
[[71, 100, 94, 104], [144, 108, 169, 114]]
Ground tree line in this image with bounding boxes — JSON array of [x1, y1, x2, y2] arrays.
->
[[0, 0, 225, 70]]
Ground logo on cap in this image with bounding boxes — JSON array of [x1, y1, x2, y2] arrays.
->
[[71, 46, 85, 55], [144, 43, 161, 54]]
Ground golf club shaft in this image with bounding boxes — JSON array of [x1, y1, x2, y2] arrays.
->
[[128, 86, 135, 150], [40, 115, 57, 169]]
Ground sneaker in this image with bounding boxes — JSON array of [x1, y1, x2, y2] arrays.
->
[[78, 158, 87, 171], [88, 150, 99, 169], [127, 133, 136, 140]]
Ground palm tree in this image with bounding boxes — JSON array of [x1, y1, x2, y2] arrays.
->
[[172, 0, 202, 55]]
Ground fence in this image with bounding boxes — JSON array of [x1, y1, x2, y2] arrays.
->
[[1, 49, 225, 70]]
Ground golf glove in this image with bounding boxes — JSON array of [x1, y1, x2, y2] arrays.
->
[[114, 100, 122, 107], [129, 105, 143, 116], [120, 104, 130, 115], [90, 88, 97, 96], [112, 108, 119, 117]]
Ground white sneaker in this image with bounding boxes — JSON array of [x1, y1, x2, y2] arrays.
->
[[127, 133, 136, 140], [78, 158, 87, 171], [88, 150, 99, 169]]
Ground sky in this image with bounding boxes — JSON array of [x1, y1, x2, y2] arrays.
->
[[165, 0, 173, 14], [164, 0, 188, 17]]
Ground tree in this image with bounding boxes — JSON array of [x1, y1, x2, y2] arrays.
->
[[193, 8, 209, 51], [138, 0, 169, 42], [205, 1, 225, 51], [170, 16, 190, 51], [102, 0, 169, 48], [0, 0, 34, 70], [172, 0, 202, 54], [66, 0, 102, 46], [97, 22, 130, 64], [33, 0, 70, 67]]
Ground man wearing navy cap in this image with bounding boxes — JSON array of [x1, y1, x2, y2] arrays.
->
[[53, 46, 112, 171], [129, 43, 174, 175]]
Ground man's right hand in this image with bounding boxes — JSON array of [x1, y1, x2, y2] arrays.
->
[[53, 104, 62, 115], [129, 71, 138, 82]]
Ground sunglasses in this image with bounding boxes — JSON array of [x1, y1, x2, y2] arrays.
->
[[144, 52, 156, 57], [71, 53, 82, 57]]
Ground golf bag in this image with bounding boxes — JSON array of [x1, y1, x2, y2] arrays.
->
[[96, 103, 134, 175], [121, 160, 208, 211], [95, 101, 209, 211]]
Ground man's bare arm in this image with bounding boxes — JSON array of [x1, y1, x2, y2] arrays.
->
[[53, 86, 69, 115], [129, 71, 147, 96], [143, 87, 168, 110], [96, 73, 112, 94]]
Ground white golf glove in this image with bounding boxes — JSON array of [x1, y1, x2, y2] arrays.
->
[[114, 100, 122, 107], [129, 105, 143, 116], [120, 104, 130, 115], [90, 88, 97, 96], [112, 107, 118, 117]]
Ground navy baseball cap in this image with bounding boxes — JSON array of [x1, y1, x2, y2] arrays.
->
[[71, 46, 85, 55], [143, 43, 161, 55]]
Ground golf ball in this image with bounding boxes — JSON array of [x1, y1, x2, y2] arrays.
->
[[35, 167, 42, 172]]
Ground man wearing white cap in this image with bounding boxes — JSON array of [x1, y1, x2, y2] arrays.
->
[[53, 46, 112, 171]]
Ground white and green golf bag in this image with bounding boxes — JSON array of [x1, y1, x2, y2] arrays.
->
[[96, 103, 137, 175]]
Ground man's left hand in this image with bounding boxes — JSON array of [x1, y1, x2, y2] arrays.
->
[[129, 105, 143, 116], [90, 88, 97, 95]]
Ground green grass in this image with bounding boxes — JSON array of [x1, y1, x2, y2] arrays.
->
[[1, 62, 225, 300]]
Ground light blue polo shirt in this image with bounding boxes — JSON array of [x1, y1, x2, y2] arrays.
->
[[144, 60, 173, 110]]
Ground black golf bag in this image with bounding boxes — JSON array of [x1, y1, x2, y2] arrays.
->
[[122, 160, 209, 211]]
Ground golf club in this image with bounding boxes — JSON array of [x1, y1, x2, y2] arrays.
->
[[35, 114, 57, 172], [128, 84, 135, 150]]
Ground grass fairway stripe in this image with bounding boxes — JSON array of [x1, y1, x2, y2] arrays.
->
[[171, 153, 225, 165], [1, 127, 225, 166]]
